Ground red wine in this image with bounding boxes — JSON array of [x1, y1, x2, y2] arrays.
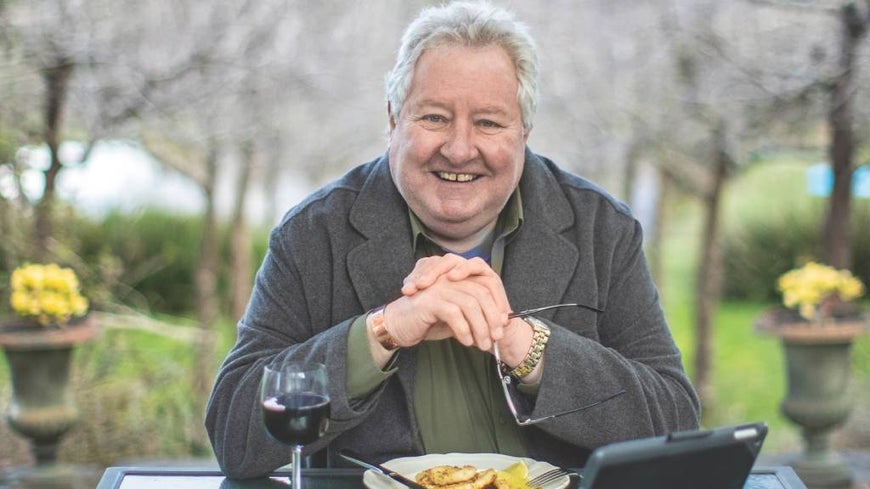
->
[[262, 392, 330, 445]]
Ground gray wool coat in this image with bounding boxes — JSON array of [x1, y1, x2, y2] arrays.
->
[[205, 149, 700, 479]]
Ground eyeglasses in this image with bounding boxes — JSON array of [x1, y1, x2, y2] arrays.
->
[[507, 302, 602, 318], [494, 303, 626, 425]]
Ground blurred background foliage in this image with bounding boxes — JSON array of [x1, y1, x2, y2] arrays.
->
[[721, 159, 870, 302], [2, 175, 869, 323], [0, 208, 271, 317]]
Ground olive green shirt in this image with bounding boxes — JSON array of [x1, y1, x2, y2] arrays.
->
[[346, 189, 528, 455]]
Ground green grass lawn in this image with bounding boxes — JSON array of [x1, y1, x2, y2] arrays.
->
[[0, 314, 232, 467]]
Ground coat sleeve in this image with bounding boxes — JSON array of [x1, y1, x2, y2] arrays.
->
[[204, 227, 385, 479], [528, 218, 700, 454]]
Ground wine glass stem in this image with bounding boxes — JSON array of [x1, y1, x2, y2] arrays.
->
[[292, 445, 303, 489]]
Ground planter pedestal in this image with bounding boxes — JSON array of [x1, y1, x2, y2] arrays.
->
[[781, 338, 856, 488], [756, 309, 865, 489], [0, 316, 99, 465]]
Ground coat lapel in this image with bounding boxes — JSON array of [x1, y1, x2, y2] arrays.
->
[[502, 217, 580, 313], [345, 156, 420, 433], [503, 150, 598, 313], [346, 155, 415, 311]]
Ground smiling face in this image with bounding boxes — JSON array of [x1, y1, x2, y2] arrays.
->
[[388, 43, 529, 252]]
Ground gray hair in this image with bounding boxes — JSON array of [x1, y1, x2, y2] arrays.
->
[[385, 1, 539, 133]]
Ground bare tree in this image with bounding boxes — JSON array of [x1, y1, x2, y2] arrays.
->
[[643, 0, 870, 408], [823, 1, 870, 269], [230, 141, 256, 322], [1, 1, 91, 259]]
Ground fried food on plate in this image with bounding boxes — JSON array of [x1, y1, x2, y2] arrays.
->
[[415, 462, 528, 489], [415, 466, 497, 489], [416, 465, 478, 487]]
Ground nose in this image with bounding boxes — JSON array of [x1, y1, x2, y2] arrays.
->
[[440, 121, 479, 164]]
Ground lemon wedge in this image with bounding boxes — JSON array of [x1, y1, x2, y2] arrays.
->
[[496, 461, 529, 489]]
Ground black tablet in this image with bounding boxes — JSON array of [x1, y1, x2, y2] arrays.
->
[[580, 422, 768, 489]]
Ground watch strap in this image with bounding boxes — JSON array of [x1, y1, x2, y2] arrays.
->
[[508, 316, 550, 378]]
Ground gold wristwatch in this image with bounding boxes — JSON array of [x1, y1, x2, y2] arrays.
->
[[508, 316, 550, 378]]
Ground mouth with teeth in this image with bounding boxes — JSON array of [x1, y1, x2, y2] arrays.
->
[[436, 171, 478, 182]]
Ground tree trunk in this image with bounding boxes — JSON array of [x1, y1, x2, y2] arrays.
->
[[822, 3, 867, 270], [649, 167, 672, 289], [622, 143, 639, 204], [0, 195, 13, 270], [230, 141, 255, 322], [194, 140, 220, 401], [35, 59, 74, 260], [693, 123, 731, 410]]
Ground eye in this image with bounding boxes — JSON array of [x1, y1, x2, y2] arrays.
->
[[417, 113, 450, 130], [421, 114, 447, 124], [476, 119, 505, 134], [417, 114, 450, 131]]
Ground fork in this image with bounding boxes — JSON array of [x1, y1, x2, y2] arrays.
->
[[528, 467, 572, 489]]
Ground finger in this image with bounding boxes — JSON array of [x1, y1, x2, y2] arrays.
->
[[389, 276, 479, 346], [422, 323, 454, 342], [442, 258, 509, 310], [444, 256, 495, 282], [459, 272, 511, 336], [398, 267, 510, 348], [401, 254, 467, 295], [433, 278, 501, 350], [436, 302, 475, 346]]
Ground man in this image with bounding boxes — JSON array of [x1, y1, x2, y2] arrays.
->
[[206, 1, 700, 479]]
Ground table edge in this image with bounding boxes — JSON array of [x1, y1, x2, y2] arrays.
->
[[97, 465, 807, 489]]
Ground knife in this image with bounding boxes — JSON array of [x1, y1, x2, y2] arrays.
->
[[339, 449, 429, 489]]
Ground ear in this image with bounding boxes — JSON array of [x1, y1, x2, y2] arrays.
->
[[387, 102, 397, 132]]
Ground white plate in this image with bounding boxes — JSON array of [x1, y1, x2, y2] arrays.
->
[[362, 452, 570, 489]]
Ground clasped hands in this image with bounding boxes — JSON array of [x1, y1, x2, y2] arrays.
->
[[376, 254, 534, 369]]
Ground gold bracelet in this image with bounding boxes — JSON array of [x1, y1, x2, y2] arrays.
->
[[508, 317, 550, 378], [367, 305, 399, 351]]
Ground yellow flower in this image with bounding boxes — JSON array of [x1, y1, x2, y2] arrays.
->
[[799, 303, 816, 320], [839, 275, 864, 301], [8, 263, 89, 326], [777, 261, 865, 321]]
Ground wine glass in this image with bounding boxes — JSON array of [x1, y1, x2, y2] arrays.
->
[[261, 362, 330, 489]]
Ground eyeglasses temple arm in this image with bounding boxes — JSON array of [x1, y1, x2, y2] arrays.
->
[[508, 302, 603, 319], [520, 389, 627, 425]]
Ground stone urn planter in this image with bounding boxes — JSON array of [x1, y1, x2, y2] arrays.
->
[[0, 314, 99, 465], [755, 306, 866, 489]]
